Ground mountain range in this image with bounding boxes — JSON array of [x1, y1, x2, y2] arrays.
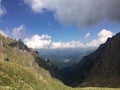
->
[[0, 32, 120, 90]]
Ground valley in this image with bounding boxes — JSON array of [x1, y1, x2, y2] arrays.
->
[[1, 0, 120, 89], [0, 32, 120, 90], [40, 50, 93, 69]]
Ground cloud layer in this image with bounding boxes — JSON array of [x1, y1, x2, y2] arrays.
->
[[24, 29, 113, 49], [24, 34, 51, 49], [24, 0, 120, 26], [0, 26, 113, 50]]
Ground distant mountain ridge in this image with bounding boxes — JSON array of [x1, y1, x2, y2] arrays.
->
[[41, 50, 93, 69], [60, 32, 120, 87]]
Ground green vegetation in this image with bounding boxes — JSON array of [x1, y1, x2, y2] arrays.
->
[[0, 61, 120, 90], [0, 34, 120, 90], [0, 61, 70, 90]]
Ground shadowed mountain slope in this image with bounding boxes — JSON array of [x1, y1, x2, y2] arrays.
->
[[60, 33, 120, 87]]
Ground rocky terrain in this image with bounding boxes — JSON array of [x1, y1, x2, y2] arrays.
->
[[60, 33, 120, 87]]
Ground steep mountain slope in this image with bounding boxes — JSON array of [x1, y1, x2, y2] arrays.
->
[[60, 33, 120, 87], [0, 34, 67, 90], [81, 33, 120, 87], [0, 35, 61, 80]]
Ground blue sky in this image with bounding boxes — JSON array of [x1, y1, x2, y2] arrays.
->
[[0, 0, 120, 50]]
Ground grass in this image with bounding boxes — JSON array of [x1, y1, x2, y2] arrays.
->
[[1, 57, 120, 90], [0, 61, 72, 90]]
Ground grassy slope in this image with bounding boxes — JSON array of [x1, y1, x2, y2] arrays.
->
[[0, 61, 72, 90], [0, 36, 72, 90], [0, 49, 70, 89], [0, 35, 120, 90], [1, 62, 120, 90]]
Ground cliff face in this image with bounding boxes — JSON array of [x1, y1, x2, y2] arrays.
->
[[81, 33, 120, 87], [60, 33, 120, 87]]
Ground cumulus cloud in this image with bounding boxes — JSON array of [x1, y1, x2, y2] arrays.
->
[[0, 26, 113, 50], [24, 34, 52, 49], [24, 29, 113, 49], [86, 29, 113, 48], [24, 0, 120, 26], [24, 0, 46, 13], [0, 0, 6, 17], [24, 34, 85, 49], [84, 33, 91, 39]]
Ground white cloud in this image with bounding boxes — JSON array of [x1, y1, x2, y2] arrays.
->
[[24, 0, 120, 26], [24, 0, 46, 13], [98, 29, 113, 42], [24, 29, 113, 49], [12, 25, 28, 40], [0, 30, 8, 37], [84, 33, 91, 39], [24, 35, 85, 49], [0, 0, 6, 17], [24, 34, 52, 49], [86, 29, 113, 48], [0, 26, 113, 50]]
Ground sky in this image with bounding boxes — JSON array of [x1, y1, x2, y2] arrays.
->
[[0, 0, 120, 51]]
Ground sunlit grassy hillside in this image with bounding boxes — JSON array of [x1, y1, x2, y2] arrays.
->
[[1, 61, 120, 90]]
